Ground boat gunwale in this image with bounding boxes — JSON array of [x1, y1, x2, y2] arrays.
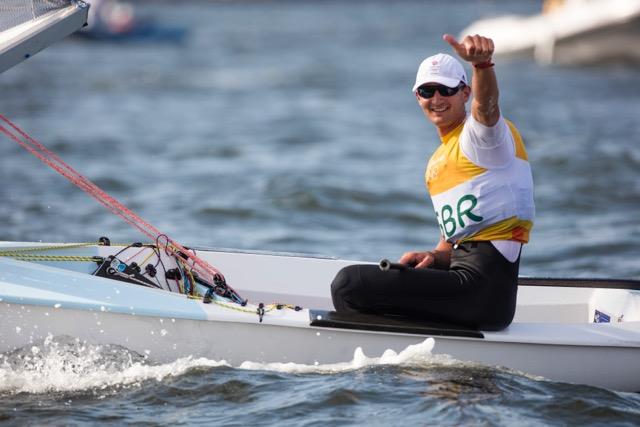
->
[[2, 241, 639, 291], [518, 277, 640, 291]]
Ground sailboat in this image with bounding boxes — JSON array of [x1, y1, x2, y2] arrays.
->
[[2, 0, 640, 392]]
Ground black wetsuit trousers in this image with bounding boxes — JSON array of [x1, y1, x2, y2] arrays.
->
[[330, 241, 520, 331]]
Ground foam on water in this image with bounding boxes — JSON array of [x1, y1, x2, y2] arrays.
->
[[0, 335, 229, 395], [238, 337, 450, 374], [0, 336, 458, 394]]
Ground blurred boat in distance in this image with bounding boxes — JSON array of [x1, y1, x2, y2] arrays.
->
[[460, 0, 640, 65], [77, 0, 187, 43]]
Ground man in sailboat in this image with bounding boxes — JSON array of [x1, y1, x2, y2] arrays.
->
[[331, 34, 535, 331]]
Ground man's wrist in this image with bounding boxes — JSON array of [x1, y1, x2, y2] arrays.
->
[[473, 59, 495, 69], [428, 250, 445, 269]]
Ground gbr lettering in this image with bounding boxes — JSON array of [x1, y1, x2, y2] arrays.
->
[[435, 194, 484, 238]]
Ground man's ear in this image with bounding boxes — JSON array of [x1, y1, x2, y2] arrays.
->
[[462, 85, 471, 102]]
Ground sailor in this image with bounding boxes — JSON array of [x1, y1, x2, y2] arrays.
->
[[331, 34, 535, 331]]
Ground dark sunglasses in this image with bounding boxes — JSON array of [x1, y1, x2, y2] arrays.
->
[[416, 83, 466, 99]]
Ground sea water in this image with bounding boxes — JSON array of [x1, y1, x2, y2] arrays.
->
[[1, 335, 639, 425], [1, 0, 640, 425]]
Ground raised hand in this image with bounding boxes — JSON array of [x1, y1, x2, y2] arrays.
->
[[443, 33, 494, 66]]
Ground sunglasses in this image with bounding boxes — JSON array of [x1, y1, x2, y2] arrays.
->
[[416, 83, 466, 99]]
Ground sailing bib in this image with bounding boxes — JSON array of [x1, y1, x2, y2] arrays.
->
[[426, 119, 534, 243]]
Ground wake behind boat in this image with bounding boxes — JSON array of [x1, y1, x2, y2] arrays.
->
[[1, 240, 640, 392]]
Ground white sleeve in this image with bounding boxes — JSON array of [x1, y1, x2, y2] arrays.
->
[[460, 114, 515, 169]]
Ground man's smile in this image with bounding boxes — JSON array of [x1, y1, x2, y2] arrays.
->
[[429, 104, 449, 113]]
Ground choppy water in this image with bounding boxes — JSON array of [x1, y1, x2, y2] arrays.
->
[[2, 336, 640, 426], [1, 0, 640, 425]]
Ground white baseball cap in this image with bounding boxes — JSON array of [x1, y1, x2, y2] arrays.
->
[[412, 53, 468, 92]]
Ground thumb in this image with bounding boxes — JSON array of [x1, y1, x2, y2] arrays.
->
[[443, 34, 463, 53]]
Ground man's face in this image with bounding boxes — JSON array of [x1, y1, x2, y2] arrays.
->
[[415, 83, 471, 132]]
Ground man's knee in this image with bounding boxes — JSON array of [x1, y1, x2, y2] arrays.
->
[[330, 264, 363, 311]]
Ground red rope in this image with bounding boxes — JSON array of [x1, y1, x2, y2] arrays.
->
[[0, 114, 235, 295]]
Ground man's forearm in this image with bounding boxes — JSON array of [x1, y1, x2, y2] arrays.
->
[[443, 33, 500, 127], [471, 65, 500, 126]]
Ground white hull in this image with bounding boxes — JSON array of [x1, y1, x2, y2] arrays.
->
[[460, 0, 640, 65], [2, 242, 640, 391], [4, 299, 640, 392]]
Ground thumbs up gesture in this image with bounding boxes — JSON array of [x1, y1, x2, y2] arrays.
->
[[443, 34, 494, 66]]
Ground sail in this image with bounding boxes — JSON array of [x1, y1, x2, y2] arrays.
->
[[0, 0, 89, 74]]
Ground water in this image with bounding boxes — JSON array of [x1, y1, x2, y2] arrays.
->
[[3, 336, 639, 426], [1, 0, 640, 424]]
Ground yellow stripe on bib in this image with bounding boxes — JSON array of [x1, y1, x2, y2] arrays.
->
[[425, 119, 527, 196], [462, 217, 533, 243]]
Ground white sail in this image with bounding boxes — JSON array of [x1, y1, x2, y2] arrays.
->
[[0, 0, 89, 74]]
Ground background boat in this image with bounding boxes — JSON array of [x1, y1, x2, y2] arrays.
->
[[75, 0, 187, 43], [460, 0, 640, 65]]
